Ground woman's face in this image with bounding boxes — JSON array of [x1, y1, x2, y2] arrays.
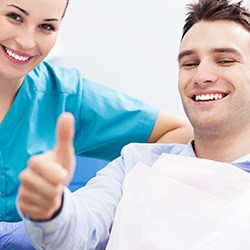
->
[[0, 0, 67, 82]]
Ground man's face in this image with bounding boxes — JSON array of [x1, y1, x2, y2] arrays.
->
[[178, 20, 250, 136]]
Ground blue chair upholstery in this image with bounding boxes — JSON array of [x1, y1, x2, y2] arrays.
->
[[68, 156, 108, 191]]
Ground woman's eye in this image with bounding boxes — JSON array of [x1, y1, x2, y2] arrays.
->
[[39, 23, 55, 32], [6, 12, 22, 22]]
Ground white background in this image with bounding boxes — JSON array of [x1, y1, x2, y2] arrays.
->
[[49, 0, 250, 115]]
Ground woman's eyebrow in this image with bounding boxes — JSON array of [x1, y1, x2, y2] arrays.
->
[[7, 4, 29, 16], [44, 18, 60, 22], [7, 4, 60, 22]]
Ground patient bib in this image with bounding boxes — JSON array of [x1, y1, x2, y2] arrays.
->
[[106, 154, 250, 250]]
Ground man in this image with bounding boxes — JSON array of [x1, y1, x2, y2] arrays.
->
[[18, 0, 250, 249]]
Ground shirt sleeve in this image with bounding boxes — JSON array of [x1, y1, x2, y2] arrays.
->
[[73, 75, 159, 161], [0, 221, 35, 250], [29, 61, 159, 161], [19, 143, 157, 250], [20, 156, 126, 250]]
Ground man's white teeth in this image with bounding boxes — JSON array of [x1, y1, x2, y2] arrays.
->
[[195, 93, 223, 101], [6, 48, 29, 61]]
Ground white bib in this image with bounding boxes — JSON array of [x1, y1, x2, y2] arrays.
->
[[106, 154, 250, 250]]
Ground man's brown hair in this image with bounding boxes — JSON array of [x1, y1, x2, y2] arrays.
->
[[182, 0, 250, 40]]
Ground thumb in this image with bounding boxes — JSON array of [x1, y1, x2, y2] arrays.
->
[[56, 112, 76, 182]]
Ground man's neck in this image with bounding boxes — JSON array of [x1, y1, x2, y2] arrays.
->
[[193, 131, 250, 163]]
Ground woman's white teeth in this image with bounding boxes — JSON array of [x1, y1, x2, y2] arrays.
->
[[195, 93, 223, 101], [6, 48, 29, 61]]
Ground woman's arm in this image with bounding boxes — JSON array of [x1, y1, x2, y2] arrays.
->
[[147, 110, 193, 143]]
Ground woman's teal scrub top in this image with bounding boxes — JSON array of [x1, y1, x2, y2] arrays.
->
[[0, 61, 158, 221]]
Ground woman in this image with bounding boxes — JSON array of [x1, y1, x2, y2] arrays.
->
[[0, 0, 191, 248]]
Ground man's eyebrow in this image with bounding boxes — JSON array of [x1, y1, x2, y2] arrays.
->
[[178, 47, 241, 62], [178, 50, 195, 62], [7, 4, 29, 16], [212, 47, 241, 56]]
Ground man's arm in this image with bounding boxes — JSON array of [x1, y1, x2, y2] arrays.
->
[[147, 110, 193, 143], [0, 222, 35, 250], [18, 113, 126, 249]]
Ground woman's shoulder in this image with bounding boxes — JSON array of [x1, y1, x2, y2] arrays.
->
[[26, 61, 84, 94]]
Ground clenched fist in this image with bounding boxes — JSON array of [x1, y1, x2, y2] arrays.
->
[[18, 113, 76, 221]]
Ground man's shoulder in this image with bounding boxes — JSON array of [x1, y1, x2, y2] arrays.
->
[[120, 142, 190, 167], [122, 142, 189, 153]]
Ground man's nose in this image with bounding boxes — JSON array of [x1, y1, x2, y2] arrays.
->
[[193, 61, 218, 86]]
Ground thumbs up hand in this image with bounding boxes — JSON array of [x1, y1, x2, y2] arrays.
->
[[55, 112, 76, 184], [18, 113, 76, 221]]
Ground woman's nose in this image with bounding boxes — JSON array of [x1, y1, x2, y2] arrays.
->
[[15, 27, 36, 50]]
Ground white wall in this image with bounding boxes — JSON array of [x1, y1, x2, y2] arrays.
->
[[49, 0, 190, 115]]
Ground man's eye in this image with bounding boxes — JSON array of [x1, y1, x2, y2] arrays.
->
[[217, 60, 235, 66], [218, 60, 234, 64], [182, 62, 198, 68], [39, 24, 55, 32], [6, 12, 22, 22]]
